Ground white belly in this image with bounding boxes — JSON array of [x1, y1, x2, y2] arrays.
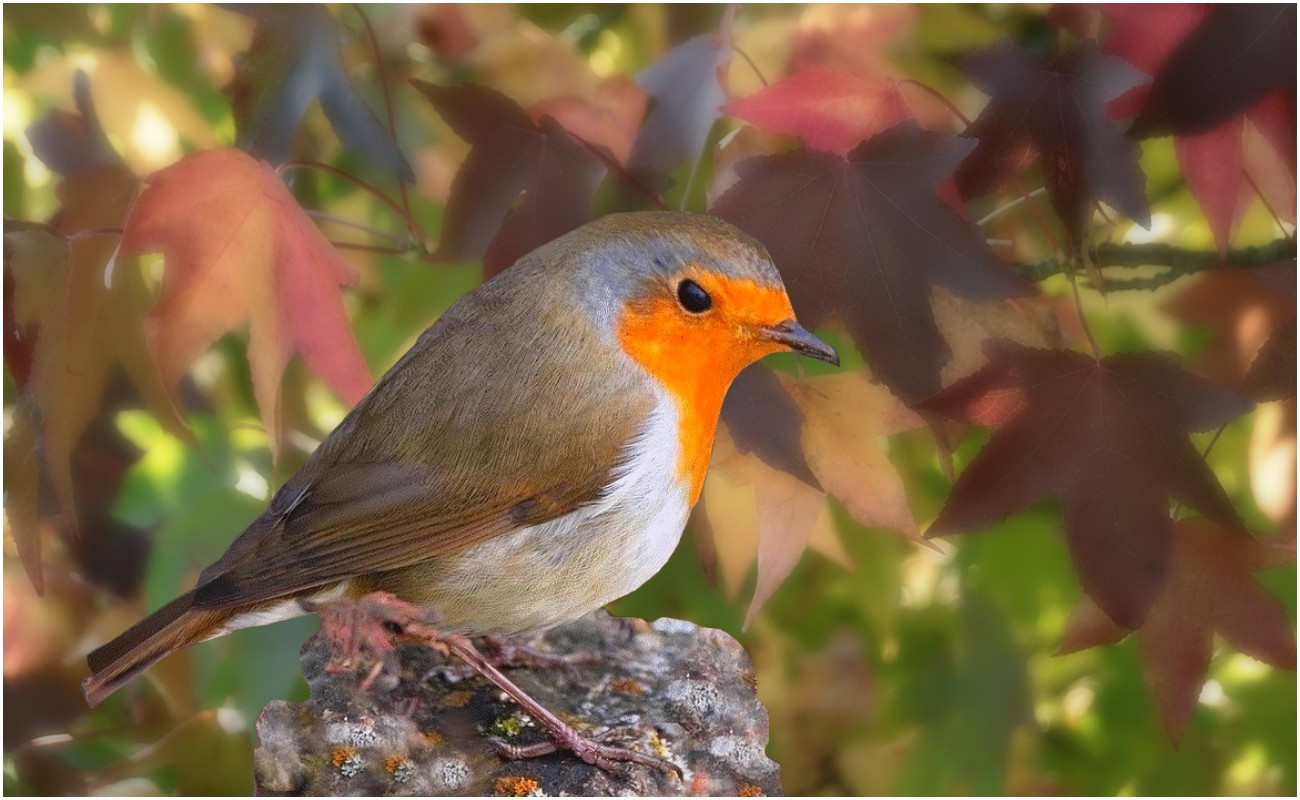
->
[[400, 390, 691, 636]]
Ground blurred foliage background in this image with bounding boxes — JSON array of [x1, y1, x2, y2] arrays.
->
[[3, 3, 1296, 795]]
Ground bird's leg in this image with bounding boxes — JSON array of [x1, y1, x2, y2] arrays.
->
[[480, 634, 603, 671], [443, 635, 681, 778]]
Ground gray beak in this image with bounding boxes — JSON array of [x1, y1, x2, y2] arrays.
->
[[762, 320, 840, 366]]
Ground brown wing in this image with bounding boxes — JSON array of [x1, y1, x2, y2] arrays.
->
[[191, 254, 654, 610]]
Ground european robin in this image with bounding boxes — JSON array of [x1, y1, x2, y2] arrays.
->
[[82, 211, 838, 770]]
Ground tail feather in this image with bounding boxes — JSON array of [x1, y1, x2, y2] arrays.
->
[[83, 591, 229, 707]]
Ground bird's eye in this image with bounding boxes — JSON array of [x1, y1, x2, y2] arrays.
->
[[676, 279, 712, 313]]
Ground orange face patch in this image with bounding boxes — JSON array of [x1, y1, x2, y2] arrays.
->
[[616, 268, 796, 503]]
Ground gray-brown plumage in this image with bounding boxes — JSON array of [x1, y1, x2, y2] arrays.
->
[[83, 211, 836, 708]]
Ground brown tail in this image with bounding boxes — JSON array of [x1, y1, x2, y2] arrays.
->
[[83, 591, 231, 707]]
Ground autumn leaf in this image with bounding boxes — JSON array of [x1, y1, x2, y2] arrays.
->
[[918, 341, 1251, 628], [721, 364, 819, 489], [1059, 518, 1296, 740], [1097, 6, 1297, 253], [224, 5, 413, 180], [528, 77, 648, 166], [955, 38, 1151, 244], [1128, 5, 1297, 139], [5, 82, 194, 591], [412, 81, 606, 277], [707, 369, 924, 623], [118, 148, 373, 456], [1242, 262, 1298, 403], [713, 121, 1031, 404], [627, 7, 734, 184], [722, 65, 914, 154]]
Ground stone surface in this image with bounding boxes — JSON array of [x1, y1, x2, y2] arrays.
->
[[254, 611, 782, 796]]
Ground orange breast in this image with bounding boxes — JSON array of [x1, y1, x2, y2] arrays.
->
[[616, 274, 794, 504]]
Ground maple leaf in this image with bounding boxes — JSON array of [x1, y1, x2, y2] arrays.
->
[[954, 38, 1151, 244], [1098, 7, 1297, 253], [1128, 5, 1298, 138], [118, 148, 373, 456], [528, 77, 648, 166], [713, 121, 1031, 404], [5, 85, 193, 592], [706, 369, 924, 623], [1059, 518, 1296, 740], [224, 5, 413, 180], [412, 81, 605, 277], [721, 364, 819, 489], [1242, 262, 1298, 403], [918, 341, 1251, 628], [627, 7, 734, 184], [722, 65, 914, 154]]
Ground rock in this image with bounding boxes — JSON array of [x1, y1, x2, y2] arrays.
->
[[254, 610, 782, 796]]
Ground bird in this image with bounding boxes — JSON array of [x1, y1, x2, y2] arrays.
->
[[82, 210, 838, 771]]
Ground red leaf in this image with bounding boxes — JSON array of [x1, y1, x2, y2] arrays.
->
[[919, 342, 1251, 628], [1129, 5, 1297, 138], [713, 122, 1031, 403], [1098, 3, 1210, 119], [722, 66, 913, 154], [412, 81, 605, 277], [119, 148, 373, 456], [1060, 518, 1296, 740], [955, 39, 1151, 244], [1174, 118, 1252, 255]]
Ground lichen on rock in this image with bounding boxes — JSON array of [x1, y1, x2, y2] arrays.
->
[[254, 610, 782, 796]]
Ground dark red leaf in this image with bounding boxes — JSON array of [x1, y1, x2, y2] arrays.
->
[[955, 38, 1151, 244], [1129, 5, 1298, 138], [412, 81, 604, 276], [713, 122, 1031, 403], [919, 342, 1251, 628], [721, 364, 819, 490], [1098, 4, 1211, 119], [1060, 518, 1296, 740]]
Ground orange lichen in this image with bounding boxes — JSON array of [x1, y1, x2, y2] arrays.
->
[[330, 746, 357, 768], [442, 690, 472, 708], [494, 775, 540, 796], [609, 676, 645, 696], [739, 784, 764, 797], [420, 730, 446, 747], [385, 755, 408, 774]]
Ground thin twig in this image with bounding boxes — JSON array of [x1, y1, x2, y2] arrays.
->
[[68, 226, 124, 241], [1067, 268, 1101, 358], [330, 240, 415, 257], [351, 3, 419, 245], [733, 44, 769, 87], [1244, 168, 1292, 240], [568, 133, 669, 211], [1171, 423, 1228, 521], [306, 210, 409, 246], [896, 78, 971, 126], [1016, 238, 1296, 285], [976, 187, 1048, 227], [279, 160, 428, 246]]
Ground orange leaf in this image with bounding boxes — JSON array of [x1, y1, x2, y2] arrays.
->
[[119, 148, 373, 456]]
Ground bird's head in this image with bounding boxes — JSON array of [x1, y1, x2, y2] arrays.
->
[[559, 212, 838, 386]]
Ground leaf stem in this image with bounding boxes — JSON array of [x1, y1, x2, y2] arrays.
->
[[733, 45, 769, 87], [350, 3, 419, 244], [568, 133, 670, 211], [305, 210, 409, 247], [976, 187, 1048, 227], [896, 78, 971, 126], [279, 160, 429, 249]]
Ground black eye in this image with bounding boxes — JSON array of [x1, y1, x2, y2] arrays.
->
[[676, 279, 711, 313]]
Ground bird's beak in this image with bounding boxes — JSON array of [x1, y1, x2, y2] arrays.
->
[[761, 319, 840, 366]]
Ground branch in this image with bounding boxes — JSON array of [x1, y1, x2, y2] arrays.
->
[[1016, 239, 1296, 289]]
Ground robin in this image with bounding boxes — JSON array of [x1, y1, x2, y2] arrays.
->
[[82, 211, 838, 772]]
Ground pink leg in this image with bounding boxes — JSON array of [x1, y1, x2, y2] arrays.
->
[[481, 635, 602, 670], [444, 636, 680, 778]]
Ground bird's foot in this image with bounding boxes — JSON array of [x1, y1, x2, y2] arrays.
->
[[304, 592, 445, 680], [492, 725, 680, 777]]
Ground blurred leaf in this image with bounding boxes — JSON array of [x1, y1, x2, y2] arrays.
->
[[225, 5, 413, 180], [118, 147, 374, 459], [1061, 517, 1297, 740], [921, 342, 1251, 628]]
